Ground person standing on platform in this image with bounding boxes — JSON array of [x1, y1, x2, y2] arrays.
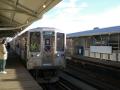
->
[[0, 39, 8, 74]]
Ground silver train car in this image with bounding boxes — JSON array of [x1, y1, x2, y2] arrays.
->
[[11, 27, 66, 82]]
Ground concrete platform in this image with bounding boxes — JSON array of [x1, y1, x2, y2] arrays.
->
[[72, 55, 120, 69], [0, 50, 42, 90]]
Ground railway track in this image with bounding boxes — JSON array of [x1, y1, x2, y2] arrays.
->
[[59, 72, 97, 90], [65, 59, 120, 90], [38, 70, 98, 90], [29, 58, 120, 90], [39, 79, 79, 90], [68, 58, 120, 81]]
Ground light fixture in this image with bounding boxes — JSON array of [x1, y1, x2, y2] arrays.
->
[[43, 4, 46, 8]]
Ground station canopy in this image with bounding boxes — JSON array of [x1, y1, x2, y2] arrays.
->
[[0, 0, 61, 37]]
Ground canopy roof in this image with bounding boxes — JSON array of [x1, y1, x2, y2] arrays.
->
[[67, 26, 120, 38], [0, 0, 61, 37]]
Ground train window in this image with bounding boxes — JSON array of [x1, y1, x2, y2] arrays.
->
[[57, 33, 64, 51], [45, 39, 50, 45], [43, 31, 54, 37], [44, 39, 51, 51], [43, 31, 55, 52], [29, 32, 40, 52]]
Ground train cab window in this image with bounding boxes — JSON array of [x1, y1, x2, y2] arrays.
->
[[43, 31, 54, 52], [57, 33, 64, 51], [29, 32, 41, 52]]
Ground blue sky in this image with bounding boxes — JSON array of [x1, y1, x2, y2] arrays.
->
[[26, 0, 120, 33]]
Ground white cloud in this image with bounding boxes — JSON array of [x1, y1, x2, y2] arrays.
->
[[79, 2, 88, 8], [54, 1, 88, 21], [78, 6, 120, 29], [27, 1, 120, 34]]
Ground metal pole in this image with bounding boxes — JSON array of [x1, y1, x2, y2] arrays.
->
[[117, 33, 119, 61]]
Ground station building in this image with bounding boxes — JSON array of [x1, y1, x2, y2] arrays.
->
[[67, 26, 120, 62]]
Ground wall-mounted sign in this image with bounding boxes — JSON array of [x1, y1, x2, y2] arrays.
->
[[90, 46, 112, 54]]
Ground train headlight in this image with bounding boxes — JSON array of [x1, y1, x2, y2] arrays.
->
[[36, 54, 40, 57], [56, 53, 64, 57], [57, 53, 60, 57], [31, 54, 40, 57]]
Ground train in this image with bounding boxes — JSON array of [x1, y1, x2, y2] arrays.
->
[[10, 27, 66, 83]]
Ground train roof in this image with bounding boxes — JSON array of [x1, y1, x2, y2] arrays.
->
[[29, 27, 56, 31], [28, 27, 64, 33], [17, 27, 65, 37], [67, 26, 120, 38]]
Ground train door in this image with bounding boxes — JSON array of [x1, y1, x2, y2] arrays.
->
[[27, 31, 41, 69], [56, 32, 65, 67], [42, 31, 55, 66]]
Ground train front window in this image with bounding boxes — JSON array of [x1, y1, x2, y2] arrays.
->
[[43, 31, 55, 52], [57, 33, 64, 51], [29, 32, 40, 52], [43, 31, 54, 36]]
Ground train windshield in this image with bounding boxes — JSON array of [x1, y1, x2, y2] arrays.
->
[[43, 31, 55, 52], [43, 31, 54, 36], [57, 33, 65, 51], [29, 32, 40, 52]]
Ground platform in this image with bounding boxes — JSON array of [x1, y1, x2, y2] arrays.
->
[[72, 55, 120, 69], [0, 50, 42, 90]]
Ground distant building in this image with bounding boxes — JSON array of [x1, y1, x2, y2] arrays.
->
[[66, 26, 120, 61]]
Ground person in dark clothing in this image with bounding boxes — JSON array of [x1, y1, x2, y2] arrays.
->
[[6, 42, 10, 51]]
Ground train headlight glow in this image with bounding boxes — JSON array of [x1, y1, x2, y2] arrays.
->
[[57, 54, 60, 57], [37, 54, 40, 57]]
